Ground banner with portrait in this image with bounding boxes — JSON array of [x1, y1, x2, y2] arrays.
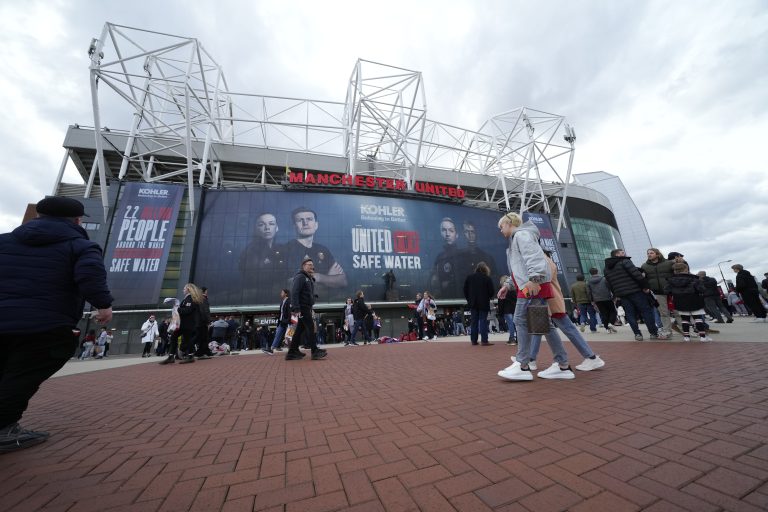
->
[[104, 182, 184, 306], [193, 190, 560, 306]]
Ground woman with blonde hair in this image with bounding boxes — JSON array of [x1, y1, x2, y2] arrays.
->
[[176, 283, 205, 364], [496, 212, 574, 381]]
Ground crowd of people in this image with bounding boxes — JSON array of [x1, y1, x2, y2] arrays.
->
[[109, 243, 767, 365], [495, 212, 767, 382]]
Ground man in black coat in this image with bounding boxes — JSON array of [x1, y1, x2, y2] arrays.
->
[[0, 197, 113, 453], [350, 290, 372, 345], [604, 248, 668, 341], [463, 262, 496, 345], [732, 264, 767, 321], [287, 258, 328, 360]]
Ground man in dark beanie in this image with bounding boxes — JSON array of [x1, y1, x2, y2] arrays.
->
[[0, 196, 113, 453]]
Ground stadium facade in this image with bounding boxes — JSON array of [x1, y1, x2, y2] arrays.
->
[[44, 23, 642, 352]]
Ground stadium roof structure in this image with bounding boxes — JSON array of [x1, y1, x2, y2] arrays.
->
[[58, 22, 577, 236]]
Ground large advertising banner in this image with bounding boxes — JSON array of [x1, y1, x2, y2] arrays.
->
[[193, 190, 559, 306], [105, 182, 184, 306], [523, 212, 564, 277]]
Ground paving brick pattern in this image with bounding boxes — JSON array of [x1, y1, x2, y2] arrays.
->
[[2, 341, 768, 511]]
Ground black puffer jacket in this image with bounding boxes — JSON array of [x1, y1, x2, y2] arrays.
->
[[700, 275, 721, 298], [604, 256, 649, 297], [0, 217, 113, 333], [664, 273, 705, 311]]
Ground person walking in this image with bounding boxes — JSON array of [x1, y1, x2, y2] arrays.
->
[[350, 291, 371, 345], [0, 196, 113, 452], [497, 275, 517, 345], [570, 274, 597, 333], [140, 315, 159, 357], [586, 267, 617, 333], [342, 298, 355, 345], [732, 264, 767, 322], [194, 287, 213, 358], [697, 271, 733, 323], [523, 253, 605, 371], [604, 249, 669, 341], [495, 212, 574, 381], [175, 283, 206, 364], [157, 318, 170, 356], [268, 289, 291, 353], [463, 261, 496, 346], [286, 258, 327, 360]]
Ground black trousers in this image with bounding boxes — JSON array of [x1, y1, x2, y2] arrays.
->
[[288, 310, 318, 353], [742, 291, 767, 318], [179, 328, 198, 356], [0, 326, 77, 428], [595, 300, 617, 329]]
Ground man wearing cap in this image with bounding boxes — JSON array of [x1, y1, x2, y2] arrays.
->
[[286, 257, 328, 360], [0, 196, 113, 453]]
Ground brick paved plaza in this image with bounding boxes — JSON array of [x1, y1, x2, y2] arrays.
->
[[2, 334, 768, 511]]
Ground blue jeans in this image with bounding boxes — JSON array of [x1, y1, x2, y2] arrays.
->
[[622, 291, 659, 336], [530, 315, 595, 361], [469, 309, 489, 343], [652, 307, 662, 329], [271, 323, 287, 349], [454, 321, 466, 335], [513, 300, 568, 366], [577, 303, 598, 331], [503, 313, 517, 341]]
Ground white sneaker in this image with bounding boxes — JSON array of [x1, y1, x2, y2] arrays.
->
[[431, 336, 437, 340], [683, 336, 691, 342], [699, 336, 712, 342], [497, 365, 533, 381], [509, 356, 536, 370], [501, 361, 520, 372], [537, 363, 575, 380], [574, 356, 605, 371], [422, 336, 429, 341]]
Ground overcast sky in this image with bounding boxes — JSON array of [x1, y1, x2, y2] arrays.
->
[[1, 0, 766, 282]]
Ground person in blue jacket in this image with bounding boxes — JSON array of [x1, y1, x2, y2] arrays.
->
[[0, 196, 113, 453]]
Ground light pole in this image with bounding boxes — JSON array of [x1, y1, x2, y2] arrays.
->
[[717, 259, 732, 291]]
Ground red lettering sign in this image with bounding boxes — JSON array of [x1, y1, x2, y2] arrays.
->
[[393, 231, 419, 254]]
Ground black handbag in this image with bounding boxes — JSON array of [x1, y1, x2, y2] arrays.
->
[[526, 298, 551, 334]]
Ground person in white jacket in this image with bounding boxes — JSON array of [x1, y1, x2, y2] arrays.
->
[[140, 315, 159, 357]]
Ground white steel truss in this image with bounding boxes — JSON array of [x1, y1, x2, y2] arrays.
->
[[344, 59, 427, 185], [69, 23, 576, 236]]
